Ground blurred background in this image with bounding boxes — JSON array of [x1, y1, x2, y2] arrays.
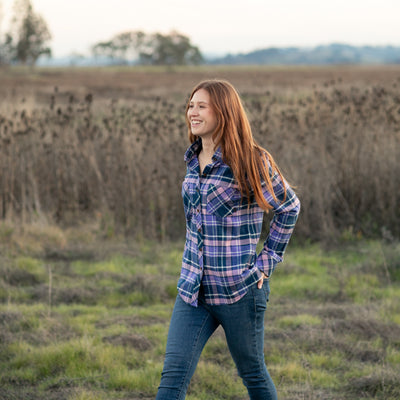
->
[[1, 0, 400, 66], [0, 0, 399, 241], [0, 2, 400, 400]]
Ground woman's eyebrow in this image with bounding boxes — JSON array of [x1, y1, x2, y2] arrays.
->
[[189, 100, 209, 104]]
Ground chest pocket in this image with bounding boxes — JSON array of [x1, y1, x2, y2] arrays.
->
[[206, 183, 242, 218]]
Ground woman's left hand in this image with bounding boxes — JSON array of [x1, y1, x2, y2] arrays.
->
[[257, 272, 269, 289]]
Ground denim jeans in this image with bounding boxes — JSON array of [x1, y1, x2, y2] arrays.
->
[[156, 282, 277, 400]]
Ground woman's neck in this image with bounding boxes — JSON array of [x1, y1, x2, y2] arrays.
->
[[198, 137, 216, 174], [200, 136, 215, 158]]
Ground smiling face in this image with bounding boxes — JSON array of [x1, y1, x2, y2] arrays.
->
[[187, 89, 218, 141]]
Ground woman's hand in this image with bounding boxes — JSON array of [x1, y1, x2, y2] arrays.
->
[[257, 272, 269, 289]]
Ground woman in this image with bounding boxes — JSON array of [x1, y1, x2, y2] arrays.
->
[[156, 80, 300, 400]]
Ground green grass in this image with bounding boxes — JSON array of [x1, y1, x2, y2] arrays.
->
[[1, 236, 399, 399]]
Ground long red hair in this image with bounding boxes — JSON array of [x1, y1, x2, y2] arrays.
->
[[185, 79, 286, 211]]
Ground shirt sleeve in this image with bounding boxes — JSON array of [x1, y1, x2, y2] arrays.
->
[[254, 171, 301, 277]]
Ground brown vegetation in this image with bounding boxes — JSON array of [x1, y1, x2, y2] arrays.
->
[[0, 66, 399, 241]]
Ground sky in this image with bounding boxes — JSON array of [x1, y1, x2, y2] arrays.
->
[[1, 0, 400, 58]]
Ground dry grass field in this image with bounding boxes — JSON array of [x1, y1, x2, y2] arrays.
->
[[0, 65, 400, 399], [0, 65, 399, 241]]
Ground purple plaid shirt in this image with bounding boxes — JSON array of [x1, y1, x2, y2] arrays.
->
[[178, 140, 300, 307]]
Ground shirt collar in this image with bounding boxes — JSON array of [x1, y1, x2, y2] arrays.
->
[[212, 146, 223, 162], [184, 139, 223, 164], [184, 139, 201, 163]]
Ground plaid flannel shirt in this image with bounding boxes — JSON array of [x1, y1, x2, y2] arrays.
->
[[178, 140, 300, 307]]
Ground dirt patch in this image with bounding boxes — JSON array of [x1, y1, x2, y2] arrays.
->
[[119, 274, 159, 294], [328, 317, 400, 342], [119, 274, 176, 303], [0, 310, 22, 326], [54, 287, 100, 305], [43, 243, 140, 264], [283, 387, 342, 400], [346, 370, 400, 398], [30, 284, 100, 305], [0, 312, 77, 346], [351, 348, 384, 363], [44, 248, 97, 262], [95, 314, 167, 330], [0, 310, 23, 344], [3, 268, 42, 286], [0, 387, 77, 400], [270, 319, 391, 364], [317, 305, 347, 320], [102, 333, 152, 351]]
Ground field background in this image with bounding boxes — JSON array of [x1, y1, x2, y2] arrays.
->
[[0, 65, 400, 399], [1, 65, 399, 240]]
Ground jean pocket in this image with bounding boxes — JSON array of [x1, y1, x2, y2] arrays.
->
[[252, 284, 267, 312]]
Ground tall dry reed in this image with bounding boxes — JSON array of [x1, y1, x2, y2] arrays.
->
[[0, 68, 399, 241]]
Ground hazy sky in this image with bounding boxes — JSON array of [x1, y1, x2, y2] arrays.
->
[[1, 0, 400, 57]]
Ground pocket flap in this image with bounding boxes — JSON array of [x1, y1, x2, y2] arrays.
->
[[207, 184, 240, 218]]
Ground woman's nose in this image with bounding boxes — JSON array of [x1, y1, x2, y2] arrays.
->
[[189, 106, 199, 116]]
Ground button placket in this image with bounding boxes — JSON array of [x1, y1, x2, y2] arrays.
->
[[196, 176, 205, 272]]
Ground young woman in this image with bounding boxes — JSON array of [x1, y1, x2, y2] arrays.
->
[[156, 80, 300, 400]]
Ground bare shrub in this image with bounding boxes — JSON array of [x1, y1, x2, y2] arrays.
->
[[0, 67, 399, 241]]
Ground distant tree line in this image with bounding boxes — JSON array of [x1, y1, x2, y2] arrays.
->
[[3, 1, 397, 67], [211, 43, 400, 65], [91, 30, 203, 66], [0, 0, 203, 67]]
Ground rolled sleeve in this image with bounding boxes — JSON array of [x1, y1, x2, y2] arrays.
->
[[255, 172, 301, 277]]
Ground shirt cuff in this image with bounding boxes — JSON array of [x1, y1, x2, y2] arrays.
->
[[255, 250, 282, 277]]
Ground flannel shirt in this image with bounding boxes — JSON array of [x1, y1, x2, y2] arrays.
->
[[178, 139, 300, 307]]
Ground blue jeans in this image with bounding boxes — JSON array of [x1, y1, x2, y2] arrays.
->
[[156, 282, 277, 400]]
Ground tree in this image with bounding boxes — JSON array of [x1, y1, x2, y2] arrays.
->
[[92, 31, 148, 64], [147, 31, 203, 66], [8, 0, 52, 65], [0, 0, 6, 64], [0, 33, 13, 64], [91, 30, 203, 66], [0, 1, 2, 33]]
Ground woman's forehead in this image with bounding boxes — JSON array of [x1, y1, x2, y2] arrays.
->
[[190, 89, 210, 103]]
